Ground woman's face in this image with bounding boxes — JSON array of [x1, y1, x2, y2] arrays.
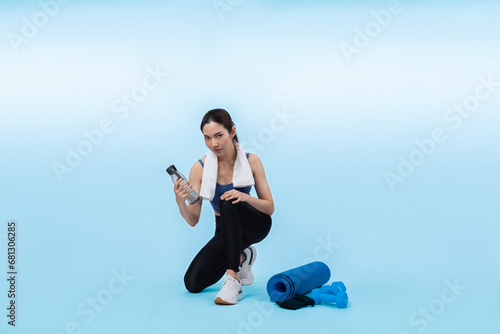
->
[[202, 122, 235, 155]]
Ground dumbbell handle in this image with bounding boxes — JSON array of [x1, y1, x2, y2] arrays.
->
[[320, 293, 341, 303], [311, 289, 348, 308], [319, 281, 346, 295]]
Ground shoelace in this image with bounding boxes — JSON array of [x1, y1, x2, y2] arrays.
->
[[218, 276, 240, 289], [228, 277, 241, 288]]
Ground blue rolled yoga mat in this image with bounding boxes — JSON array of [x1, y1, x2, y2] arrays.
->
[[266, 261, 331, 302]]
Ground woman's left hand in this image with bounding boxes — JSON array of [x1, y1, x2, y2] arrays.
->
[[220, 190, 248, 204]]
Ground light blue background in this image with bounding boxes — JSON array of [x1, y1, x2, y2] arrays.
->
[[1, 0, 498, 333]]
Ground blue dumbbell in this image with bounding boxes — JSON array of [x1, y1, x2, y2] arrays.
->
[[319, 281, 346, 295], [310, 289, 348, 308]]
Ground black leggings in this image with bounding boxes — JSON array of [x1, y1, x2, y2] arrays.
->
[[184, 198, 272, 293]]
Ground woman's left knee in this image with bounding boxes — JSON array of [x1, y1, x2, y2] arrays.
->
[[219, 198, 240, 215]]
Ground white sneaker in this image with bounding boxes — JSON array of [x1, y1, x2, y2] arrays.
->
[[239, 246, 257, 286], [214, 275, 244, 305]]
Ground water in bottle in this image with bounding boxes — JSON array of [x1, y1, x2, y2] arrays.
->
[[167, 165, 200, 205]]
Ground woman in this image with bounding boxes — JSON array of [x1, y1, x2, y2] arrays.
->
[[174, 108, 274, 305]]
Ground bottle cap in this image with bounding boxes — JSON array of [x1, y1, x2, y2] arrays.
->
[[166, 165, 177, 175]]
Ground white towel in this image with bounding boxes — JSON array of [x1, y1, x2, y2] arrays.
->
[[200, 141, 255, 201]]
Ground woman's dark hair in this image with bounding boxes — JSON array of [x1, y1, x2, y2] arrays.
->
[[200, 108, 239, 143]]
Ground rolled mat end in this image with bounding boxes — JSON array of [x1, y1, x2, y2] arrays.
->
[[266, 261, 331, 302]]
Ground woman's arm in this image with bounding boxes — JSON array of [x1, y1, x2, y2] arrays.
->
[[175, 161, 203, 227], [244, 194, 274, 216], [244, 154, 275, 216]]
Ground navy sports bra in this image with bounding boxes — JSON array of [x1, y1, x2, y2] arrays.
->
[[198, 153, 252, 214]]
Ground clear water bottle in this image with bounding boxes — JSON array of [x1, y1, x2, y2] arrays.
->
[[167, 164, 200, 205]]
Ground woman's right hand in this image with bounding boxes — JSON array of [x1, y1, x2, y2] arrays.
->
[[174, 178, 193, 205]]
